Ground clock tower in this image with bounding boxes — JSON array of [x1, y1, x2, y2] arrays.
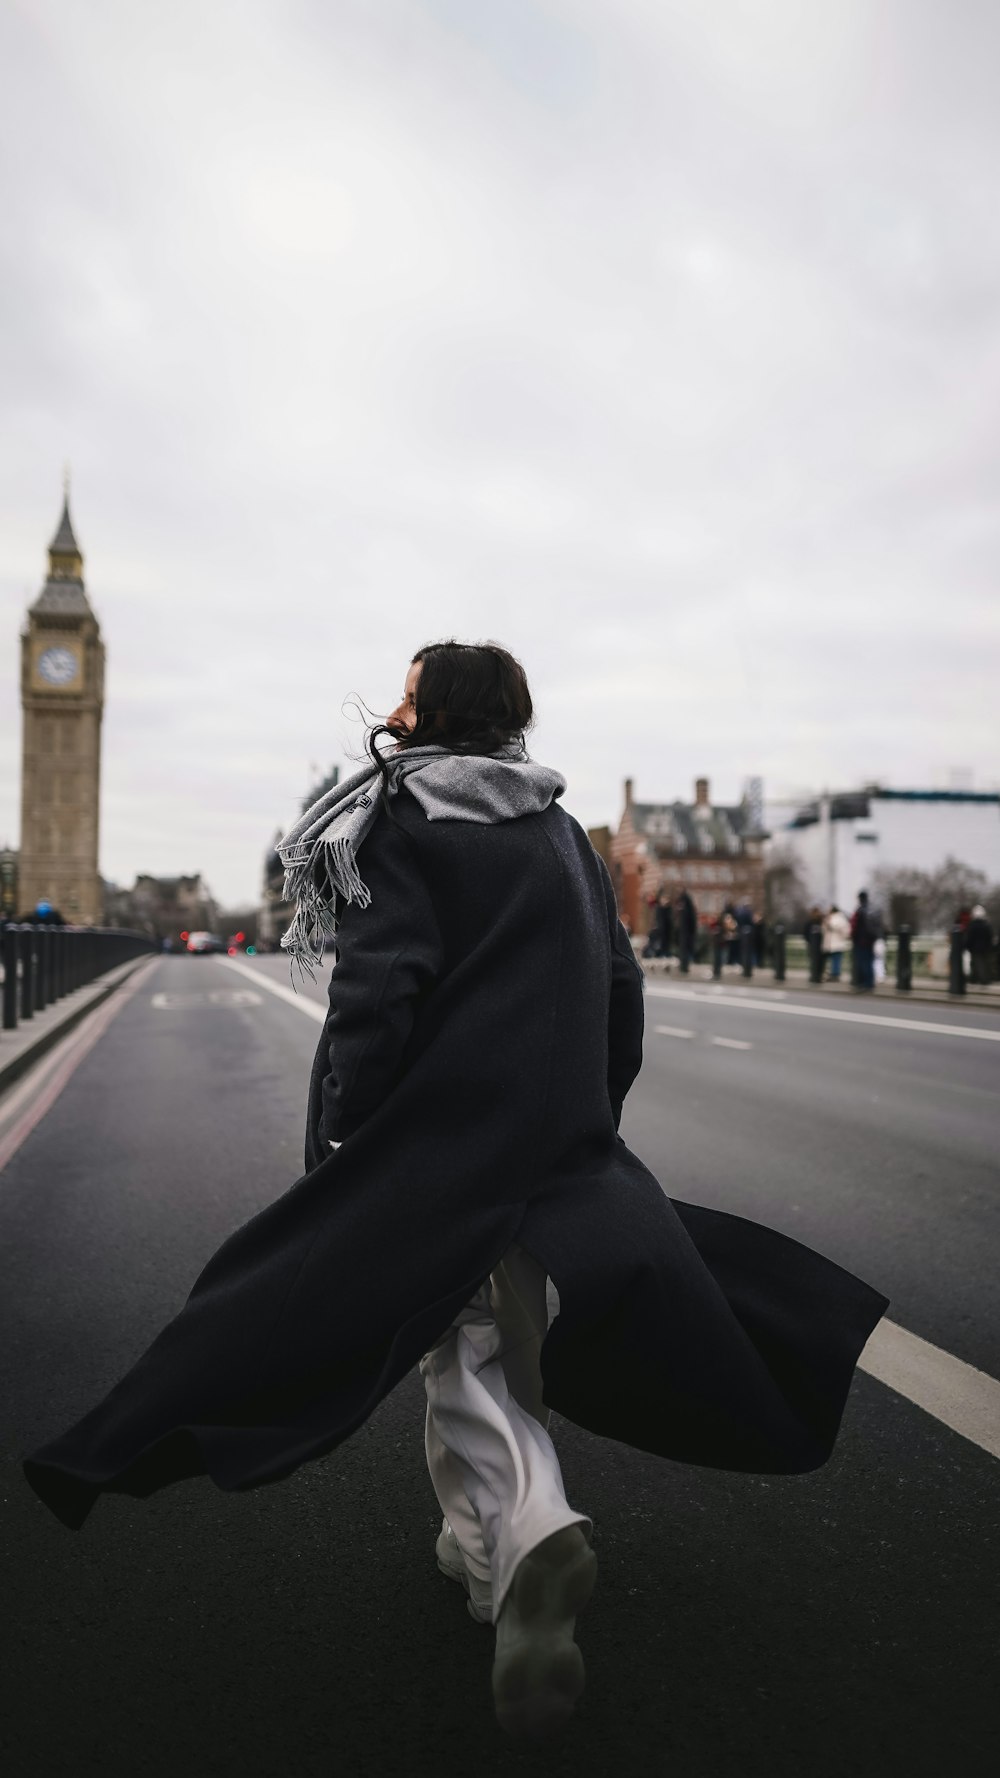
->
[[19, 491, 106, 923]]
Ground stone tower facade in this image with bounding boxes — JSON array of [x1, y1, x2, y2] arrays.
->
[[19, 494, 105, 923]]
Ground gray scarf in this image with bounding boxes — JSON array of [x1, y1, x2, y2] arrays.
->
[[277, 742, 566, 977]]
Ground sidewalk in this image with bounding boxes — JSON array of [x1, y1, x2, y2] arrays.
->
[[638, 954, 1000, 1010], [0, 955, 154, 1096]]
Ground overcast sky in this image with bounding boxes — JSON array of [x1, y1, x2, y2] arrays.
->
[[2, 0, 998, 907]]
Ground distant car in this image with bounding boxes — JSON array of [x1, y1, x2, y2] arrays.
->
[[186, 931, 225, 954]]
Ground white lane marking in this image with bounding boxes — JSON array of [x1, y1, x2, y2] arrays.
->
[[223, 961, 1000, 1460], [727, 986, 787, 1001], [859, 1320, 1000, 1462], [647, 985, 1000, 1042], [711, 1036, 753, 1050], [705, 983, 782, 998], [653, 1024, 694, 1040], [151, 990, 262, 1009], [220, 955, 324, 1022]]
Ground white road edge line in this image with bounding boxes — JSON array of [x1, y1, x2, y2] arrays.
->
[[653, 1024, 694, 1039], [711, 1036, 753, 1050], [220, 955, 324, 1022], [221, 960, 1000, 1461], [647, 984, 1000, 1042], [859, 1319, 1000, 1462]]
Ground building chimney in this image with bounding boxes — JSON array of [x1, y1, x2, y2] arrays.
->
[[624, 777, 634, 809], [695, 777, 709, 808]]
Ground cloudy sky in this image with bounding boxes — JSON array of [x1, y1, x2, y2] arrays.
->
[[2, 0, 998, 907]]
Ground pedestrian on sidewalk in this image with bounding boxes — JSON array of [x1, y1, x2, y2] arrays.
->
[[734, 902, 754, 964], [641, 891, 660, 959], [720, 904, 739, 967], [966, 905, 995, 986], [804, 904, 825, 982], [851, 891, 877, 990], [23, 641, 889, 1745], [822, 905, 850, 982], [653, 889, 674, 966], [675, 886, 697, 972]]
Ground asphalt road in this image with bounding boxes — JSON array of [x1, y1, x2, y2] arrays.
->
[[1, 953, 998, 1778]]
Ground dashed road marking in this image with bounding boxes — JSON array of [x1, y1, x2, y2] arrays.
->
[[220, 955, 324, 1022], [704, 983, 786, 998], [647, 985, 1000, 1042], [711, 1035, 753, 1050], [859, 1319, 1000, 1462], [653, 1024, 694, 1040], [151, 990, 262, 1009]]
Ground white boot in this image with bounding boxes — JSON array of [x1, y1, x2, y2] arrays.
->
[[491, 1525, 598, 1741], [435, 1518, 493, 1624]]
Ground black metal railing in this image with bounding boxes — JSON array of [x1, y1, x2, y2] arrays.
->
[[1, 925, 157, 1034], [641, 920, 991, 997]]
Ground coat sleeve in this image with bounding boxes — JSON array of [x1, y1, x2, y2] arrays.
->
[[596, 857, 645, 1129], [317, 816, 444, 1145]]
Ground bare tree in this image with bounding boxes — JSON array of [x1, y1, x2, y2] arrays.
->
[[763, 846, 810, 926], [872, 856, 999, 932]]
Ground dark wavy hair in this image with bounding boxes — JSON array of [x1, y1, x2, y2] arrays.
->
[[366, 640, 533, 789]]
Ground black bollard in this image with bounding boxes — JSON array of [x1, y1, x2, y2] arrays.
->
[[948, 924, 966, 995], [712, 931, 723, 979], [740, 927, 753, 978], [20, 926, 36, 1019], [2, 925, 19, 1029], [896, 925, 913, 992], [53, 927, 66, 999], [773, 922, 786, 982], [38, 925, 53, 1008], [808, 923, 824, 984]]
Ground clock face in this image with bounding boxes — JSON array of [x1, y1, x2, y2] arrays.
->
[[38, 646, 79, 686]]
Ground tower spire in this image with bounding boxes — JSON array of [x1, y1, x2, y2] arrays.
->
[[48, 479, 83, 579]]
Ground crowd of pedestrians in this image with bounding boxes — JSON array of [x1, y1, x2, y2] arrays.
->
[[641, 892, 766, 971], [802, 892, 884, 990], [639, 888, 702, 971], [640, 887, 998, 989]]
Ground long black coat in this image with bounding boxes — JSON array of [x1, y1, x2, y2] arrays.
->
[[25, 795, 888, 1529]]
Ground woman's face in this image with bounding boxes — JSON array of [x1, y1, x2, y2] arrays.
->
[[387, 660, 421, 735]]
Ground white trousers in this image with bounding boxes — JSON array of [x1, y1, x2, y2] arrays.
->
[[419, 1242, 591, 1622]]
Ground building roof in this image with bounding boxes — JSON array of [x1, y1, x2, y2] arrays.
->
[[788, 792, 871, 827], [30, 577, 93, 616], [787, 786, 1000, 829], [875, 788, 1000, 805], [49, 495, 81, 556], [627, 799, 761, 856]]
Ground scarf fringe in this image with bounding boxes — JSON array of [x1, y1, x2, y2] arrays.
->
[[278, 834, 372, 982], [275, 743, 554, 984]]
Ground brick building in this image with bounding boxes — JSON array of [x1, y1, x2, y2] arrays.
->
[[610, 777, 768, 935]]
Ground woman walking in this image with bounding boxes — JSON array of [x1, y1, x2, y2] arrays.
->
[[24, 641, 889, 1742], [822, 904, 851, 983]]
